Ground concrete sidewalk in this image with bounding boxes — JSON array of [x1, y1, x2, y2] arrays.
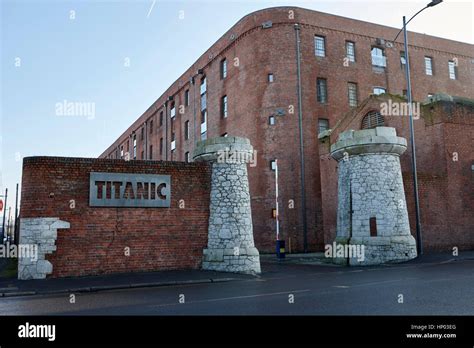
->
[[0, 268, 255, 298], [260, 250, 474, 266], [1, 250, 472, 298]]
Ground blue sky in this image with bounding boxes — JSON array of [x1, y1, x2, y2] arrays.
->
[[1, 0, 472, 214]]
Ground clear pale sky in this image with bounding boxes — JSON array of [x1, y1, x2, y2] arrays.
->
[[1, 0, 473, 215]]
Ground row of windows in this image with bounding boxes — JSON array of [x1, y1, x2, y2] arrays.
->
[[117, 55, 281, 159], [315, 35, 459, 79], [269, 108, 384, 136], [418, 55, 457, 79], [117, 135, 192, 162], [317, 79, 359, 107], [110, 34, 460, 160]]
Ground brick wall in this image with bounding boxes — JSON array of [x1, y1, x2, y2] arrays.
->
[[319, 96, 474, 252], [20, 157, 211, 278], [99, 6, 473, 253]]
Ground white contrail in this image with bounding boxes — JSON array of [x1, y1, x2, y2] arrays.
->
[[147, 0, 156, 18]]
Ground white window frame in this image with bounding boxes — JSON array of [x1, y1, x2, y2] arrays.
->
[[221, 59, 227, 79], [346, 41, 355, 62], [348, 83, 358, 107], [424, 57, 433, 75], [222, 95, 228, 118], [314, 36, 326, 57], [371, 47, 386, 67], [448, 61, 456, 80]]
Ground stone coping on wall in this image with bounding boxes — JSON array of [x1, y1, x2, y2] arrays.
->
[[331, 127, 407, 161], [193, 136, 253, 163]]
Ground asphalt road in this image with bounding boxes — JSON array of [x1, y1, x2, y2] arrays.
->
[[0, 258, 473, 315]]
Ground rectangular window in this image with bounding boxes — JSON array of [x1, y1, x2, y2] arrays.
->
[[149, 145, 153, 160], [448, 61, 457, 79], [317, 78, 327, 103], [185, 120, 190, 140], [185, 89, 190, 107], [371, 47, 386, 67], [133, 135, 137, 160], [171, 133, 176, 151], [185, 152, 190, 163], [149, 120, 153, 134], [268, 73, 274, 83], [345, 41, 355, 62], [221, 95, 228, 118], [269, 115, 275, 125], [400, 51, 406, 68], [200, 77, 207, 95], [348, 82, 358, 107], [200, 93, 207, 112], [141, 150, 144, 160], [159, 137, 163, 155], [318, 118, 329, 134], [373, 87, 386, 95], [314, 35, 326, 57], [221, 59, 227, 79], [201, 110, 207, 136], [159, 111, 164, 126], [120, 145, 124, 158], [170, 103, 176, 118], [424, 56, 433, 75], [141, 127, 145, 141], [270, 160, 277, 171]]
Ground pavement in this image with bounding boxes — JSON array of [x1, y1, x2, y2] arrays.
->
[[0, 251, 474, 304], [0, 268, 254, 298], [2, 254, 474, 315]]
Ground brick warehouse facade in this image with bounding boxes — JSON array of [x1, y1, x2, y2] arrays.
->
[[101, 7, 474, 253]]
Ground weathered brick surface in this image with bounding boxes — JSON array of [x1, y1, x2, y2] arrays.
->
[[20, 157, 211, 278], [100, 7, 473, 252], [319, 96, 474, 252]]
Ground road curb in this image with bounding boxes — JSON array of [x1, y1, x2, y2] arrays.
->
[[0, 277, 239, 298]]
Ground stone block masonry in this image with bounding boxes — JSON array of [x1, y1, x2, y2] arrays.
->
[[194, 137, 261, 274], [331, 127, 417, 265], [18, 218, 70, 280]]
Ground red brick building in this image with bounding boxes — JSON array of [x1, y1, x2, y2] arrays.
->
[[101, 7, 474, 253]]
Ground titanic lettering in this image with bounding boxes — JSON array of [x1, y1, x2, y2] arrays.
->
[[89, 172, 171, 207]]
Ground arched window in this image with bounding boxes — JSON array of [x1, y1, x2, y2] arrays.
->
[[361, 110, 384, 129]]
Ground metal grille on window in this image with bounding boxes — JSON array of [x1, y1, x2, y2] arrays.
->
[[361, 111, 384, 129]]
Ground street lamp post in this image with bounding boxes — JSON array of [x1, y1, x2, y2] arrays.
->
[[1, 188, 8, 244], [392, 0, 443, 256]]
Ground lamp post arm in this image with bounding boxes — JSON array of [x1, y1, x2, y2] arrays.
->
[[392, 6, 428, 43]]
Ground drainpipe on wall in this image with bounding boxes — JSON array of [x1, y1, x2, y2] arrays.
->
[[294, 23, 308, 253], [191, 75, 197, 148]]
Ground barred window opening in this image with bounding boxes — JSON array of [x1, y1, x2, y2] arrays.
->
[[361, 111, 384, 129]]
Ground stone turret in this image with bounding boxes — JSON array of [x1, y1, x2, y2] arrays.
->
[[193, 136, 261, 274], [330, 127, 417, 265]]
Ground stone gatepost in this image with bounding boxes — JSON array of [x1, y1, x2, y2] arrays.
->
[[330, 127, 417, 265], [193, 136, 261, 274]]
